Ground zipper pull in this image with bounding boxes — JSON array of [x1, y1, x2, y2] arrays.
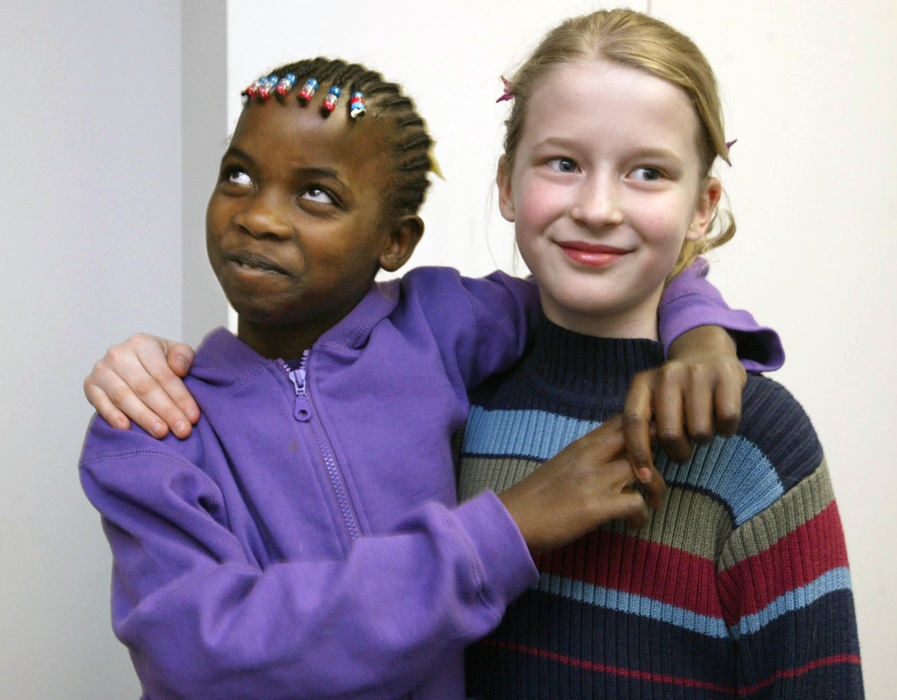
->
[[285, 358, 312, 422]]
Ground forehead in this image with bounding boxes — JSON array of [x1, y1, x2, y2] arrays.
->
[[230, 97, 393, 182], [522, 59, 701, 156]]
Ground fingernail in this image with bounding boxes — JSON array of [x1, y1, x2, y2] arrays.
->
[[152, 422, 166, 437], [638, 467, 653, 483], [173, 356, 189, 373], [175, 421, 189, 437]]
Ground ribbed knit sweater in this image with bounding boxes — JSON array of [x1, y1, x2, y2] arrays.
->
[[459, 316, 863, 698]]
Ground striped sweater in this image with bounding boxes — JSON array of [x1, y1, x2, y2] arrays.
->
[[459, 317, 862, 698]]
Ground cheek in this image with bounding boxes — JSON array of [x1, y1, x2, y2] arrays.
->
[[513, 177, 564, 231]]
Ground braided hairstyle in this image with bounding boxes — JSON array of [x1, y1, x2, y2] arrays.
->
[[255, 58, 433, 219]]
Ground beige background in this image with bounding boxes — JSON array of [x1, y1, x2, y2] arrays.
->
[[2, 0, 893, 696]]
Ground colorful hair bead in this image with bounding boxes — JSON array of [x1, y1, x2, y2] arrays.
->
[[297, 78, 319, 105], [275, 73, 297, 98], [320, 85, 342, 117], [257, 75, 278, 100], [349, 91, 366, 119], [242, 77, 263, 101]]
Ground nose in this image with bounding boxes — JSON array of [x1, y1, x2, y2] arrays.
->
[[233, 191, 293, 239], [570, 173, 623, 229]]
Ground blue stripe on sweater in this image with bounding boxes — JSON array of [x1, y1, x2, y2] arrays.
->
[[464, 406, 783, 525], [729, 567, 853, 638], [537, 572, 729, 638]]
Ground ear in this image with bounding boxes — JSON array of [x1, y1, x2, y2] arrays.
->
[[379, 214, 424, 272], [686, 176, 722, 241], [496, 156, 516, 223]]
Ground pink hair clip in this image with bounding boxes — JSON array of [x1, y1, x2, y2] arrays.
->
[[496, 76, 514, 103], [726, 139, 737, 150]]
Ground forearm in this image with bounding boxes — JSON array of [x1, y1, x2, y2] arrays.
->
[[659, 258, 784, 372], [83, 448, 535, 697]]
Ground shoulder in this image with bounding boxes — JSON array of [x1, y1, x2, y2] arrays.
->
[[396, 267, 535, 309], [661, 374, 824, 527], [739, 374, 823, 489], [80, 413, 203, 471]]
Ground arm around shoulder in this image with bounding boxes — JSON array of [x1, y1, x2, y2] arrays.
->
[[658, 259, 784, 372]]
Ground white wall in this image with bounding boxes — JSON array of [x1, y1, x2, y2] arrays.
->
[[2, 0, 893, 696]]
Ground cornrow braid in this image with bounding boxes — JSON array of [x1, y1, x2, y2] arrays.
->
[[260, 57, 433, 217]]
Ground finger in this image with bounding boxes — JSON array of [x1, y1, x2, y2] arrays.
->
[[166, 342, 195, 378], [622, 374, 657, 482], [683, 371, 715, 444], [84, 379, 131, 431], [103, 343, 188, 438], [152, 346, 200, 428], [712, 368, 745, 437], [126, 339, 196, 437], [577, 414, 627, 461], [641, 467, 666, 511], [617, 493, 649, 531], [92, 369, 169, 438], [653, 373, 693, 463]]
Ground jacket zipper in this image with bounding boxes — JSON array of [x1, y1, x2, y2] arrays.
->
[[284, 354, 360, 541]]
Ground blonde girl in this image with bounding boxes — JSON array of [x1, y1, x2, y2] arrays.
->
[[459, 9, 862, 698]]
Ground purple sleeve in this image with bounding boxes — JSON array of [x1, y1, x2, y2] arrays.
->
[[80, 439, 537, 698], [658, 258, 784, 372], [400, 268, 541, 390]]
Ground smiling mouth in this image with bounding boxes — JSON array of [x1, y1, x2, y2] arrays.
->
[[557, 241, 630, 267], [227, 252, 289, 276]]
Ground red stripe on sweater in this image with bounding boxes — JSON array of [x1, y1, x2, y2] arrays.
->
[[485, 639, 737, 694], [535, 530, 722, 618], [719, 501, 848, 621], [738, 654, 862, 695], [486, 640, 860, 696]]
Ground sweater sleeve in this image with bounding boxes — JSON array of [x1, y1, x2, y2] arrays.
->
[[80, 422, 538, 699], [717, 460, 863, 697], [658, 258, 784, 372]]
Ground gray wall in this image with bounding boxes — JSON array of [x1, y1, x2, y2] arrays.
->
[[1, 1, 184, 695]]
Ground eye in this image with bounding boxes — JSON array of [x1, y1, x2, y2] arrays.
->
[[300, 186, 336, 206], [630, 167, 664, 182], [225, 167, 253, 187], [547, 157, 580, 174]]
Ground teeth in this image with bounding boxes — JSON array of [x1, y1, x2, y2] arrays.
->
[[236, 260, 281, 274]]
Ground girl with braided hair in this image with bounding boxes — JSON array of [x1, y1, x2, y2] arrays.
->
[[80, 55, 781, 697]]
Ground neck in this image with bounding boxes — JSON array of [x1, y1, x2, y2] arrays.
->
[[539, 286, 663, 340], [237, 319, 319, 360]]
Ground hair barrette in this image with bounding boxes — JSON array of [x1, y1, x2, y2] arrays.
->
[[726, 139, 737, 150], [349, 91, 366, 119], [320, 85, 342, 117], [496, 76, 514, 103], [297, 78, 319, 105]]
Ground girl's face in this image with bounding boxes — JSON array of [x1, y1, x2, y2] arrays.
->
[[499, 59, 720, 339], [206, 96, 418, 353]]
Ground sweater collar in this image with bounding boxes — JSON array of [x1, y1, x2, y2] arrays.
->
[[524, 314, 665, 400]]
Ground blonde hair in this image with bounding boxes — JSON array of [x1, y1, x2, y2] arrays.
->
[[503, 9, 735, 277]]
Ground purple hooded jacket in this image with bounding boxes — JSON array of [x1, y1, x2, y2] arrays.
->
[[80, 266, 781, 699]]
